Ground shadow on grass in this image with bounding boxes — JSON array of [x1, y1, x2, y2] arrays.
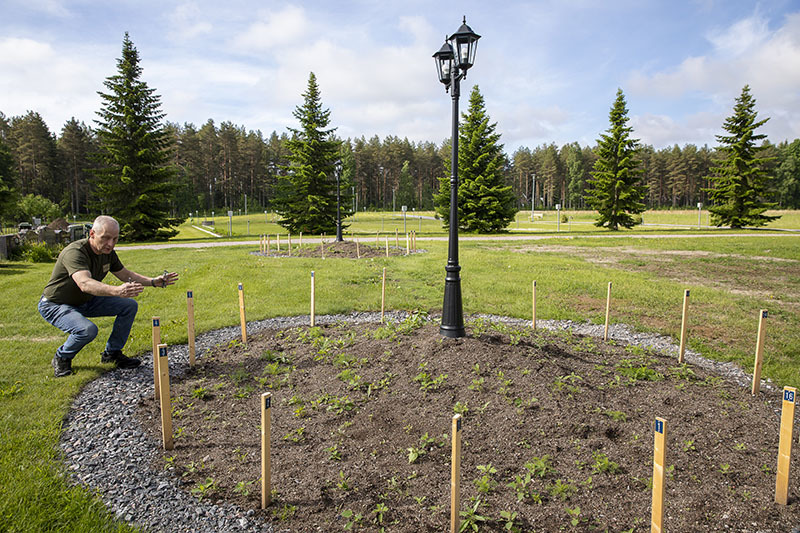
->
[[0, 262, 33, 276]]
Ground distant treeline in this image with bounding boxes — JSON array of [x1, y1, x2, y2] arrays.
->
[[2, 109, 799, 220]]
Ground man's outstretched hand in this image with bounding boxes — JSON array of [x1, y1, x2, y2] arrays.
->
[[119, 281, 145, 298], [155, 271, 179, 288]]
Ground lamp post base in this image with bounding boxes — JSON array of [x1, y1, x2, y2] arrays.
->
[[440, 266, 465, 338]]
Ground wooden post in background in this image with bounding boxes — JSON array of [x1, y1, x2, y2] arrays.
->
[[450, 414, 463, 533], [604, 282, 612, 341], [157, 344, 173, 451], [752, 309, 768, 395], [238, 283, 247, 344], [186, 291, 196, 366], [288, 234, 292, 256], [406, 233, 410, 255], [310, 271, 316, 327], [267, 234, 271, 253], [651, 417, 667, 533], [300, 232, 303, 248], [152, 317, 161, 401], [775, 386, 796, 505], [356, 236, 360, 259], [261, 392, 272, 509], [376, 231, 379, 247], [381, 267, 387, 322], [678, 289, 690, 364], [385, 237, 389, 257], [531, 281, 537, 329], [276, 234, 280, 252], [395, 228, 399, 248]]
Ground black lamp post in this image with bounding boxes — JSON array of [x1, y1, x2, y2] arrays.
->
[[334, 159, 343, 242], [433, 17, 480, 339]]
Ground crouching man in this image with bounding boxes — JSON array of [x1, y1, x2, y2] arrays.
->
[[38, 215, 178, 377]]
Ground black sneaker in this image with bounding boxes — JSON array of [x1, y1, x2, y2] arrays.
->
[[101, 350, 142, 369], [52, 355, 73, 377]]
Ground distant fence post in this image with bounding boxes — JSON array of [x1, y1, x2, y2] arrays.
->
[[751, 310, 768, 395]]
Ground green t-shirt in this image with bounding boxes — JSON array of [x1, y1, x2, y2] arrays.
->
[[42, 238, 124, 305]]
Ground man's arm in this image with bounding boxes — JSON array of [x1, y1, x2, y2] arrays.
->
[[72, 270, 144, 298], [112, 267, 179, 288]]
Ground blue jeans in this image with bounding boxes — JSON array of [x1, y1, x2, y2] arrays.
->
[[38, 296, 138, 360]]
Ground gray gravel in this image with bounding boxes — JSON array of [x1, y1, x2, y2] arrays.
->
[[59, 312, 778, 533]]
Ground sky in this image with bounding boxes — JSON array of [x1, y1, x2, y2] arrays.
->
[[1, 0, 799, 153]]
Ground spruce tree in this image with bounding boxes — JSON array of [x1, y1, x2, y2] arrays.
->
[[705, 85, 779, 228], [274, 72, 342, 234], [0, 136, 18, 224], [435, 85, 515, 233], [584, 89, 646, 230], [94, 33, 180, 240]]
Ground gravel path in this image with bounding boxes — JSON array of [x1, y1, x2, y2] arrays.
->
[[59, 313, 778, 533]]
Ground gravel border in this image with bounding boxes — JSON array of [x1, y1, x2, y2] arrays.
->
[[58, 312, 778, 533]]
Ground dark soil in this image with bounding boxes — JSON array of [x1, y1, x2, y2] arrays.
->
[[252, 239, 421, 259], [137, 316, 799, 532]]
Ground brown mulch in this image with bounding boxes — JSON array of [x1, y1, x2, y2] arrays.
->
[[252, 239, 421, 259], [137, 317, 798, 532]]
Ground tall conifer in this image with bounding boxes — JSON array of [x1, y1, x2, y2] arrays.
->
[[274, 73, 342, 234], [435, 85, 515, 232], [705, 85, 779, 228], [584, 89, 646, 230], [94, 33, 180, 240]]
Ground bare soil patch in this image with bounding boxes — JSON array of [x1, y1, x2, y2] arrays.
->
[[138, 316, 798, 532], [252, 240, 422, 260]]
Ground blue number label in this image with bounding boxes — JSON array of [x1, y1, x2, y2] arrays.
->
[[187, 291, 193, 298], [265, 396, 271, 409], [762, 310, 768, 318], [785, 390, 795, 403], [655, 419, 664, 434], [238, 283, 243, 290], [153, 318, 160, 327], [159, 346, 167, 357], [457, 417, 462, 431]]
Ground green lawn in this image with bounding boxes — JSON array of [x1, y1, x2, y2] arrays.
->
[[1, 233, 798, 532], [166, 208, 800, 243]]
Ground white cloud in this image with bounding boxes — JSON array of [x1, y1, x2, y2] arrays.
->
[[168, 2, 213, 40], [232, 5, 310, 52], [627, 12, 800, 145], [0, 37, 109, 130]]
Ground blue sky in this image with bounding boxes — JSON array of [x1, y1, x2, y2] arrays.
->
[[1, 0, 799, 153]]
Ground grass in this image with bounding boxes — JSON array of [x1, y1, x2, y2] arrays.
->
[[1, 231, 798, 532], [161, 208, 800, 243]]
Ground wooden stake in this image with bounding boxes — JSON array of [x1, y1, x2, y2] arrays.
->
[[450, 414, 463, 533], [406, 233, 410, 255], [356, 236, 360, 259], [238, 283, 247, 344], [775, 387, 796, 505], [300, 232, 302, 247], [321, 238, 324, 259], [395, 228, 399, 248], [310, 271, 316, 327], [752, 309, 768, 395], [277, 234, 280, 251], [604, 282, 612, 341], [376, 231, 379, 247], [156, 343, 173, 451], [678, 289, 690, 364], [532, 281, 537, 329], [288, 234, 292, 256], [152, 317, 161, 401], [187, 291, 196, 366], [385, 236, 389, 257], [261, 392, 272, 508], [381, 267, 386, 323], [651, 417, 667, 533], [267, 234, 271, 253]]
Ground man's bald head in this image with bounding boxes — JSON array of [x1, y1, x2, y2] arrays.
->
[[89, 216, 120, 254], [92, 216, 119, 235]]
